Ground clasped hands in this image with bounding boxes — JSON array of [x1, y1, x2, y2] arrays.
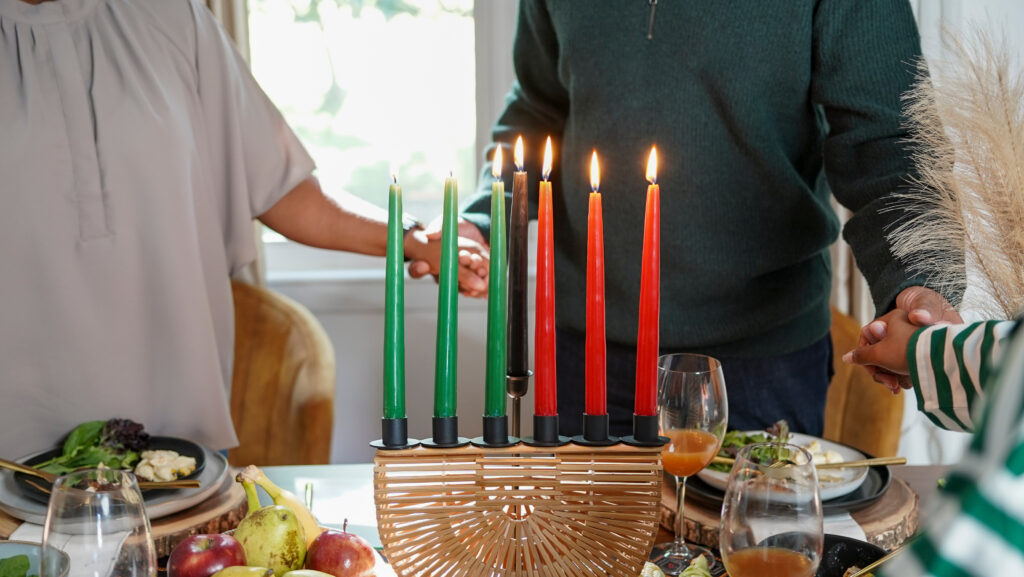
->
[[404, 218, 490, 298], [842, 286, 963, 394]]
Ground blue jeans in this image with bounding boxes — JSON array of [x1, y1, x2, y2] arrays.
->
[[555, 328, 833, 437]]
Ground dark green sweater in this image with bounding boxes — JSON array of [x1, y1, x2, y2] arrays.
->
[[463, 0, 945, 358]]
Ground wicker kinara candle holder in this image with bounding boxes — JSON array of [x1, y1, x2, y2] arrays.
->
[[373, 441, 664, 577]]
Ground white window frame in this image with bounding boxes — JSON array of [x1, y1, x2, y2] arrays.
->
[[263, 0, 518, 283]]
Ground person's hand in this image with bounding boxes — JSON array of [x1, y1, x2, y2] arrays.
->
[[852, 286, 962, 392], [407, 217, 490, 298], [842, 309, 919, 394]]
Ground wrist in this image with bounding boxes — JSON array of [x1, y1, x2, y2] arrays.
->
[[401, 216, 425, 262]]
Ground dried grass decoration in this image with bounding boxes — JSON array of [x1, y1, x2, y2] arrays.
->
[[373, 443, 664, 577], [891, 28, 1024, 318]]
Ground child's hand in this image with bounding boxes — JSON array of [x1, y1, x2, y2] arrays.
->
[[842, 309, 921, 393]]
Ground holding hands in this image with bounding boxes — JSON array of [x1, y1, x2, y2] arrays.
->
[[842, 286, 962, 394], [407, 217, 490, 298]]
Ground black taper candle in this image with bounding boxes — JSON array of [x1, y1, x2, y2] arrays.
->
[[507, 139, 530, 379]]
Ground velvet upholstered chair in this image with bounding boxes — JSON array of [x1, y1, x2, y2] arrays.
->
[[228, 280, 336, 466]]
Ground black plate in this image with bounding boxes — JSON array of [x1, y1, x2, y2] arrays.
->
[[13, 436, 206, 504], [817, 534, 886, 577], [687, 463, 892, 515]]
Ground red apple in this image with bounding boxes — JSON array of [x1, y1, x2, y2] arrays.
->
[[304, 524, 377, 577], [167, 534, 247, 577]]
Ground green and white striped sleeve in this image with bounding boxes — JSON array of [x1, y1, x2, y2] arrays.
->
[[881, 321, 1024, 577], [907, 320, 1017, 433]]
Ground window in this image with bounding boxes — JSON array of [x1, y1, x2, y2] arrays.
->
[[248, 0, 480, 272]]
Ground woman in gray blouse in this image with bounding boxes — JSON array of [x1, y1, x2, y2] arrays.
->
[[0, 0, 482, 457]]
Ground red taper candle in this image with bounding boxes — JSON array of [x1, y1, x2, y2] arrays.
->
[[535, 137, 557, 417], [634, 146, 660, 416], [585, 150, 607, 417]]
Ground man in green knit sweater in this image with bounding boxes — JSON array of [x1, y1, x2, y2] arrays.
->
[[412, 0, 962, 437]]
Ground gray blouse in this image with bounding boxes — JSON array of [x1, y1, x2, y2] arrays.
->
[[0, 0, 314, 457]]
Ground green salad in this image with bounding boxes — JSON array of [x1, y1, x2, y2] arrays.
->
[[706, 420, 792, 473], [33, 419, 150, 475]]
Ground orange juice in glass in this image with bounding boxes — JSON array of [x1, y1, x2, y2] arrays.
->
[[649, 354, 728, 576]]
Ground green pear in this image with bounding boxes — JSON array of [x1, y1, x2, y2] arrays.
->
[[234, 480, 306, 576], [281, 571, 335, 577]]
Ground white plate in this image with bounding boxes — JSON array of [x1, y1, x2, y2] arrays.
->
[[0, 446, 228, 525], [695, 432, 869, 501]]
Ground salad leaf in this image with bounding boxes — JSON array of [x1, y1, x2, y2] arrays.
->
[[0, 554, 36, 577], [61, 420, 104, 459], [34, 419, 148, 474], [679, 556, 710, 577], [706, 420, 792, 472]]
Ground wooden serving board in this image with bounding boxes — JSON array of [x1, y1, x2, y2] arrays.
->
[[660, 475, 919, 552], [0, 471, 247, 558], [151, 471, 248, 557]]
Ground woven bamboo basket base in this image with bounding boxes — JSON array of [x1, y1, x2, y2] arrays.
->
[[374, 443, 664, 577]]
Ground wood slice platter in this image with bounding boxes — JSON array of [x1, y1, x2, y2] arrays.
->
[[151, 471, 248, 557], [660, 474, 919, 552]]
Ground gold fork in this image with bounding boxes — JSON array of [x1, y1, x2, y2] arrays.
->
[[0, 457, 200, 489]]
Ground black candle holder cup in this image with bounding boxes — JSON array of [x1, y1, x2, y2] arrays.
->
[[620, 413, 669, 447], [369, 417, 420, 450], [420, 416, 471, 448], [471, 415, 520, 448], [571, 413, 620, 447], [522, 414, 571, 447]]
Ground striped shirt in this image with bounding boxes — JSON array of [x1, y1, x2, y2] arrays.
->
[[907, 320, 1017, 432], [881, 320, 1023, 577]]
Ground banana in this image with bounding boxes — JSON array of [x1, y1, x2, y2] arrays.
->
[[239, 465, 324, 547], [211, 567, 274, 577]]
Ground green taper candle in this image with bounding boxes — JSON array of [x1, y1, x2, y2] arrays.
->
[[485, 146, 508, 417], [383, 173, 405, 420], [434, 174, 459, 418]]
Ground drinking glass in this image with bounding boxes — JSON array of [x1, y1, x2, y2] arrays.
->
[[41, 469, 157, 577], [720, 443, 824, 577], [648, 353, 728, 575]]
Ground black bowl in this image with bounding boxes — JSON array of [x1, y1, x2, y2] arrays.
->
[[817, 534, 886, 577], [13, 436, 206, 504]]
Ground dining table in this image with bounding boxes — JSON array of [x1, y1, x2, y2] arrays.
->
[[0, 463, 952, 571]]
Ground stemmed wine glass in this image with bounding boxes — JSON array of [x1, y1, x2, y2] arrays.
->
[[719, 443, 824, 577], [649, 353, 728, 575], [41, 469, 157, 577]]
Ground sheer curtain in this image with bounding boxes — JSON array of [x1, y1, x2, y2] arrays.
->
[[206, 0, 265, 286]]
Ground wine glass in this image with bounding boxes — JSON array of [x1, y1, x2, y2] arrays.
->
[[41, 469, 157, 577], [649, 353, 728, 575], [720, 443, 824, 577]]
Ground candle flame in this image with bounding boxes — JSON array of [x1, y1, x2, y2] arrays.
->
[[492, 146, 503, 179], [542, 136, 553, 181], [590, 150, 600, 192], [514, 136, 525, 171], [646, 146, 657, 185]]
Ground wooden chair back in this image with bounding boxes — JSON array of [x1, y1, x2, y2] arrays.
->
[[228, 280, 335, 466], [824, 307, 904, 457]]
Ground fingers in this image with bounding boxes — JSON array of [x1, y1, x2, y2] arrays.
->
[[458, 250, 489, 278], [407, 260, 432, 279], [896, 286, 963, 326], [457, 219, 488, 245], [456, 263, 487, 296], [860, 320, 887, 345]]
